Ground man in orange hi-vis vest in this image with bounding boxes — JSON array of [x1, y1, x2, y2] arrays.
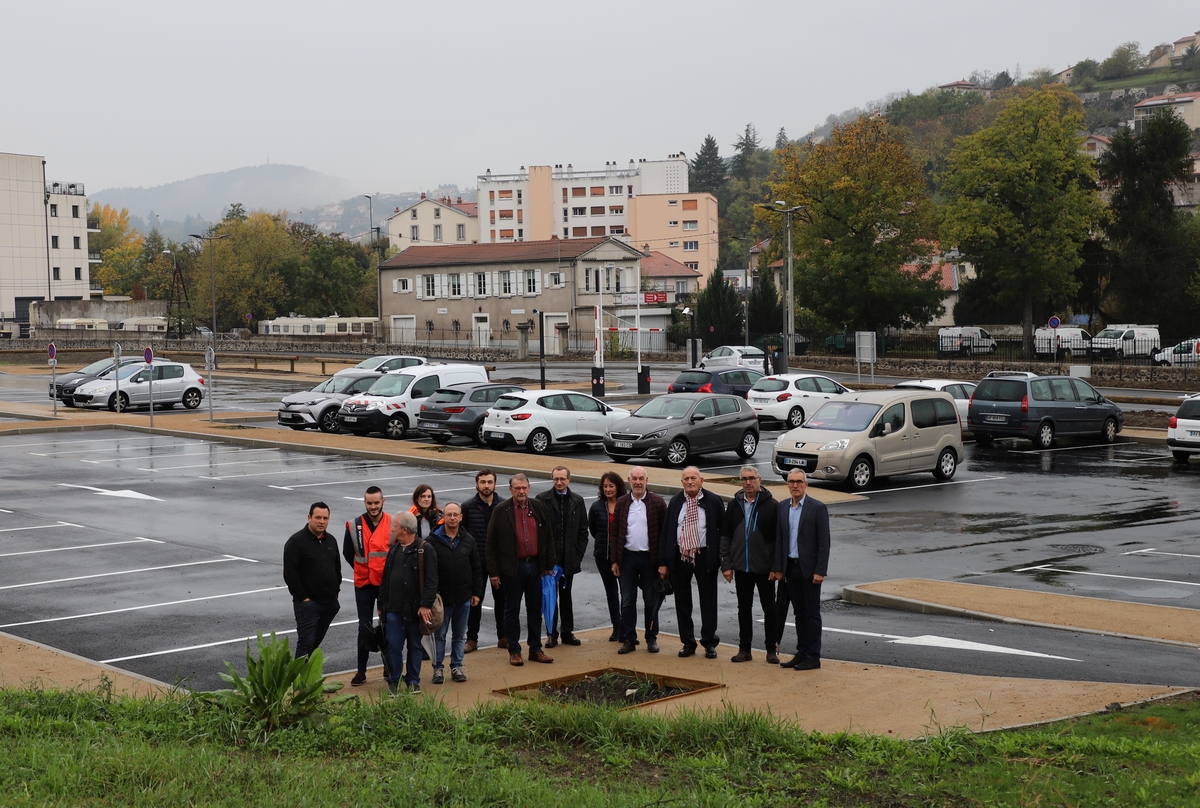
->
[[343, 486, 392, 686]]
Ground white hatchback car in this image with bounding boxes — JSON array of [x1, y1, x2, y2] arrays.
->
[[1154, 339, 1200, 367], [483, 391, 631, 454], [334, 355, 427, 376], [73, 360, 206, 412], [699, 345, 770, 372], [892, 379, 976, 426], [1168, 394, 1200, 464], [748, 373, 853, 429]]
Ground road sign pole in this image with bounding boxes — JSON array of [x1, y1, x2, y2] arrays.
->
[[206, 346, 215, 422], [113, 342, 123, 415], [145, 347, 154, 429]]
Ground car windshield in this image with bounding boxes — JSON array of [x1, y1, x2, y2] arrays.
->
[[352, 356, 389, 369], [741, 347, 764, 356], [752, 379, 789, 392], [493, 395, 525, 411], [673, 371, 711, 385], [427, 390, 465, 404], [1095, 329, 1124, 339], [805, 401, 882, 432], [1177, 399, 1200, 420], [366, 374, 413, 396], [974, 379, 1027, 402], [78, 358, 115, 375], [104, 364, 146, 381], [326, 376, 365, 394], [633, 398, 695, 419]]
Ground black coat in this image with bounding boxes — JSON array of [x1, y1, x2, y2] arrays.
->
[[282, 526, 342, 604], [378, 539, 439, 622], [773, 496, 831, 580], [661, 490, 725, 572], [589, 498, 617, 561], [429, 525, 483, 606], [719, 488, 778, 575], [460, 493, 505, 554], [486, 497, 555, 579], [536, 488, 589, 574]]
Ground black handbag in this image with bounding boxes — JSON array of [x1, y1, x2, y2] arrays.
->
[[361, 621, 383, 653], [656, 573, 674, 598]]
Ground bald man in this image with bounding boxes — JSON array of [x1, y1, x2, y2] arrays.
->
[[610, 466, 668, 655], [661, 466, 725, 658]]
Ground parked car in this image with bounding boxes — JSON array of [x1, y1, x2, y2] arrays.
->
[[417, 382, 526, 445], [698, 345, 769, 372], [1034, 327, 1092, 360], [748, 373, 853, 428], [73, 360, 206, 412], [892, 379, 976, 426], [333, 355, 427, 376], [668, 368, 763, 398], [604, 393, 759, 467], [277, 371, 379, 433], [1168, 394, 1200, 463], [967, 375, 1122, 448], [984, 370, 1039, 379], [937, 326, 996, 356], [771, 389, 965, 491], [50, 357, 143, 406], [1154, 338, 1200, 367], [338, 364, 488, 438], [1091, 325, 1160, 359], [482, 390, 630, 454]]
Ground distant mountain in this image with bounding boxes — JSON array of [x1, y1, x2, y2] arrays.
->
[[92, 164, 359, 223]]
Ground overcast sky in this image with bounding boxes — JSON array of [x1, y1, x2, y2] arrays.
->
[[3, 1, 1195, 195]]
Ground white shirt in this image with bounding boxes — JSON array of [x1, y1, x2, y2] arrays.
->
[[676, 491, 707, 548], [625, 493, 649, 552]]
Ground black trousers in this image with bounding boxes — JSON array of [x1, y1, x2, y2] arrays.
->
[[548, 573, 575, 638], [353, 583, 379, 674], [595, 555, 622, 632], [500, 559, 544, 657], [672, 546, 719, 650], [785, 561, 823, 659], [467, 555, 505, 642], [733, 571, 783, 652], [294, 598, 340, 660]]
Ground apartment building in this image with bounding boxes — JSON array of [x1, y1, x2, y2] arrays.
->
[[0, 152, 100, 334], [475, 154, 689, 244], [386, 194, 479, 252], [1133, 92, 1200, 133], [626, 192, 718, 283]]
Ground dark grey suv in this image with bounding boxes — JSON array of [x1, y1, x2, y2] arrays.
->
[[968, 375, 1123, 448], [603, 392, 759, 467], [417, 383, 526, 445]]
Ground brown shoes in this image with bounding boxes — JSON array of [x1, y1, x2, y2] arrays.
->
[[464, 640, 478, 654], [731, 650, 753, 663], [529, 650, 554, 663], [497, 638, 508, 649], [766, 650, 780, 665], [617, 640, 636, 654], [509, 653, 524, 666]]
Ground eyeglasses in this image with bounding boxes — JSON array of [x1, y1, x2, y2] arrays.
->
[[787, 480, 807, 485], [739, 476, 758, 482]]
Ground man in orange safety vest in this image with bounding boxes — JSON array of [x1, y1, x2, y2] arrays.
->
[[343, 485, 391, 686]]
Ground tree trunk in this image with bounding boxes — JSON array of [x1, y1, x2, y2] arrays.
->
[[1022, 289, 1034, 360]]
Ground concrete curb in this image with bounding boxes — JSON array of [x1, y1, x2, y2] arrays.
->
[[0, 629, 173, 691], [841, 582, 1200, 650]]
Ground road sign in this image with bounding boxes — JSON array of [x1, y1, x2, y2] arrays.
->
[[1048, 316, 1061, 329], [643, 292, 668, 304], [47, 342, 56, 360], [144, 346, 154, 364], [48, 358, 57, 368], [113, 342, 122, 360], [205, 346, 215, 370]]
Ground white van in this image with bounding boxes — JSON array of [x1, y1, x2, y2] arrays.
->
[[337, 364, 489, 439], [1034, 326, 1091, 360], [1091, 325, 1160, 358], [937, 326, 996, 356]]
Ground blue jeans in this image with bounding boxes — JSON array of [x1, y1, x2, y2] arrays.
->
[[618, 551, 660, 644], [353, 584, 379, 675], [434, 601, 471, 670], [293, 599, 340, 660], [384, 612, 423, 687], [501, 559, 544, 657]]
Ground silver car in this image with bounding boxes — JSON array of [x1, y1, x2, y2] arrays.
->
[[73, 360, 206, 411], [278, 372, 379, 433]]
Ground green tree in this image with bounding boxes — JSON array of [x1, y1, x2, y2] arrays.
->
[[1097, 108, 1198, 339], [766, 116, 945, 333], [747, 261, 782, 341], [1183, 43, 1200, 72], [991, 71, 1013, 90], [1099, 41, 1146, 80], [223, 202, 248, 222], [694, 266, 744, 348], [775, 127, 789, 150], [689, 135, 725, 195], [730, 123, 761, 181], [940, 87, 1104, 356], [1069, 59, 1099, 86]]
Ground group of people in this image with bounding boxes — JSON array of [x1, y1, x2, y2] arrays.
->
[[280, 463, 830, 693]]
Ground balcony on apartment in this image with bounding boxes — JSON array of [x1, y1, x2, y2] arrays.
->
[[86, 216, 101, 232], [45, 181, 86, 196], [88, 251, 102, 263]]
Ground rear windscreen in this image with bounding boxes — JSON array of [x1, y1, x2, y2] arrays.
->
[[752, 379, 788, 392], [493, 396, 525, 411], [974, 379, 1026, 402], [427, 390, 465, 404], [1177, 400, 1200, 420], [673, 372, 711, 385]]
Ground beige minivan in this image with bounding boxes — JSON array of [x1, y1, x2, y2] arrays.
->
[[770, 389, 964, 491]]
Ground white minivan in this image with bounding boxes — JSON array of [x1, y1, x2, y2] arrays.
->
[[1034, 326, 1091, 360], [1091, 325, 1160, 358], [337, 364, 488, 438], [937, 326, 996, 356]]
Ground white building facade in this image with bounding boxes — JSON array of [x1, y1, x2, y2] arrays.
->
[[385, 195, 479, 252]]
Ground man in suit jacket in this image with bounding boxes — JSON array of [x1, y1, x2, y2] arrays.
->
[[661, 466, 725, 658], [771, 469, 830, 671], [610, 466, 668, 654]]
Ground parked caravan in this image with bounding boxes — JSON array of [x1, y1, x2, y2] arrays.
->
[[116, 316, 168, 332], [55, 318, 109, 331]]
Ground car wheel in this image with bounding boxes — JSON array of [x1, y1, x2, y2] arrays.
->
[[431, 435, 452, 445], [1037, 421, 1055, 449], [347, 430, 367, 437], [289, 425, 308, 431], [182, 388, 202, 409], [932, 448, 957, 481], [109, 392, 130, 413], [473, 419, 487, 446], [787, 406, 805, 428], [1115, 348, 1124, 359], [1173, 451, 1190, 463], [736, 430, 758, 458], [847, 456, 874, 491], [385, 415, 409, 440], [1101, 417, 1117, 444], [665, 438, 690, 467], [1060, 348, 1072, 361], [486, 440, 507, 451], [63, 398, 75, 408], [318, 408, 340, 434], [526, 428, 551, 454]]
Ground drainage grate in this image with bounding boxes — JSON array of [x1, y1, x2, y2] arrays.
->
[[1048, 544, 1104, 555]]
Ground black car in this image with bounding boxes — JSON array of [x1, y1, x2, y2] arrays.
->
[[604, 392, 759, 467], [417, 382, 526, 445], [667, 368, 764, 398], [968, 375, 1123, 448], [52, 357, 143, 406]]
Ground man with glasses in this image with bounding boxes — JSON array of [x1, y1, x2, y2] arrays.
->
[[771, 470, 830, 671], [487, 474, 555, 666], [662, 466, 725, 659], [719, 466, 782, 664]]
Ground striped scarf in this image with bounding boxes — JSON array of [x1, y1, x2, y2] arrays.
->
[[679, 494, 701, 564]]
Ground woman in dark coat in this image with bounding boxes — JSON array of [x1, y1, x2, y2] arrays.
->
[[588, 471, 626, 641]]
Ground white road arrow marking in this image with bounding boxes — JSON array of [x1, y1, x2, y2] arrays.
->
[[769, 623, 1080, 661], [57, 484, 163, 501]]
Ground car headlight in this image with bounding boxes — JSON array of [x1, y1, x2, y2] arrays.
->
[[819, 439, 850, 451], [644, 430, 666, 441], [301, 398, 327, 406], [775, 435, 785, 446]]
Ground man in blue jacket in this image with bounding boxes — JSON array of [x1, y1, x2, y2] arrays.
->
[[661, 466, 725, 659], [720, 466, 781, 664], [771, 469, 830, 671]]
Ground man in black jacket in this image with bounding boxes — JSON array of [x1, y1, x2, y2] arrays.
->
[[283, 502, 341, 661], [461, 469, 505, 653], [772, 470, 831, 671], [661, 467, 725, 659], [720, 466, 782, 664], [428, 502, 482, 684], [379, 512, 438, 693], [487, 473, 555, 667], [536, 466, 588, 648]]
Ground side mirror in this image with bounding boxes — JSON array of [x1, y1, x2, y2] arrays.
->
[[691, 413, 707, 422]]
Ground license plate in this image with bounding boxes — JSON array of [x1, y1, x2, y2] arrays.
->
[[984, 415, 1006, 423], [280, 412, 296, 419], [615, 441, 633, 449], [420, 421, 437, 429], [783, 457, 808, 467], [343, 415, 358, 423], [489, 431, 505, 439], [751, 397, 768, 404], [1190, 430, 1200, 438]]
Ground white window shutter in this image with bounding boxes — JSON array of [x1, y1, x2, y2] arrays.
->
[[468, 272, 476, 298], [392, 278, 400, 294], [535, 269, 542, 295], [440, 273, 449, 298], [415, 275, 423, 300]]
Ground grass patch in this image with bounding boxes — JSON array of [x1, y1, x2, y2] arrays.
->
[[2, 683, 1200, 805]]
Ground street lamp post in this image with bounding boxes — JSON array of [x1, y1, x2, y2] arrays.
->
[[682, 306, 697, 367], [366, 194, 383, 342], [189, 232, 227, 422], [756, 201, 802, 374]]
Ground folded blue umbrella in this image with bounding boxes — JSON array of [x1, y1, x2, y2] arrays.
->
[[541, 571, 559, 634]]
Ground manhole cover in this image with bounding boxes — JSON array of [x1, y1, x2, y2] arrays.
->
[[494, 667, 721, 710], [1048, 544, 1104, 555]]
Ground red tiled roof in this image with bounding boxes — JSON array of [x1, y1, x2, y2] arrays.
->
[[1135, 92, 1200, 107], [380, 237, 637, 269], [640, 251, 700, 278], [899, 261, 957, 291], [450, 202, 478, 216], [1088, 134, 1112, 144]]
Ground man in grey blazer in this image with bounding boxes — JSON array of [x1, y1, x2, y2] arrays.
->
[[771, 469, 830, 671]]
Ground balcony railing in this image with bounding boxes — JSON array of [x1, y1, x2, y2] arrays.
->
[[86, 217, 101, 230], [45, 181, 86, 196], [88, 252, 102, 261]]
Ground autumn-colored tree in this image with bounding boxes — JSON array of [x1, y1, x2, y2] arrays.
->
[[195, 212, 293, 331], [765, 115, 944, 334], [89, 203, 145, 295], [940, 87, 1103, 356]]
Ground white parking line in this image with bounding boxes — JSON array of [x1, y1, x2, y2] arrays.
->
[[99, 619, 359, 663], [269, 470, 464, 492], [1008, 443, 1120, 455], [857, 475, 1006, 494], [200, 462, 396, 481], [1121, 548, 1200, 559], [83, 448, 280, 464], [0, 436, 162, 450], [31, 442, 205, 457], [0, 556, 249, 591], [0, 508, 12, 513], [0, 521, 81, 534], [0, 537, 163, 557], [0, 586, 287, 628], [340, 484, 477, 501], [1015, 564, 1200, 587], [138, 457, 283, 471]]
